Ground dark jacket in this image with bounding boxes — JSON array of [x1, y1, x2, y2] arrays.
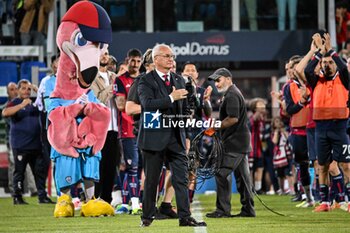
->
[[137, 70, 190, 151]]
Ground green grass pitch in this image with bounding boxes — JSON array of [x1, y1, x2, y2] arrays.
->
[[0, 194, 349, 233]]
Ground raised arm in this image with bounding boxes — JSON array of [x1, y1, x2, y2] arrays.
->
[[2, 99, 32, 117], [295, 35, 319, 83]]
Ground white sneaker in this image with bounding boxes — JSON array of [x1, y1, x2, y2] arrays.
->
[[339, 202, 349, 212], [276, 189, 283, 195], [266, 190, 275, 195], [111, 198, 122, 208], [72, 197, 82, 211], [110, 191, 122, 208]]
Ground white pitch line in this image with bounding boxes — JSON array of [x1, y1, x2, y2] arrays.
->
[[192, 198, 207, 233]]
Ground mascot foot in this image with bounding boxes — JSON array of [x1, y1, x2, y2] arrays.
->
[[81, 198, 115, 217], [54, 194, 74, 218]]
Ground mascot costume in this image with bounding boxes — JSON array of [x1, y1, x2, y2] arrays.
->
[[47, 1, 114, 217]]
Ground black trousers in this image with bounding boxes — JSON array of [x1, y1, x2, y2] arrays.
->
[[39, 111, 51, 171], [142, 131, 190, 220], [95, 131, 121, 203], [215, 152, 255, 216], [13, 149, 48, 199]]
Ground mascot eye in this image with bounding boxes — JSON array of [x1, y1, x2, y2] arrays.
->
[[99, 43, 104, 49], [74, 32, 88, 46]]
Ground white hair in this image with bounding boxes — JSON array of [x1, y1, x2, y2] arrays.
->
[[152, 43, 172, 61]]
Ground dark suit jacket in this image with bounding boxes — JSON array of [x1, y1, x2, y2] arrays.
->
[[137, 70, 190, 151]]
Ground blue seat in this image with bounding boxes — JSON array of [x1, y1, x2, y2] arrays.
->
[[20, 61, 47, 83], [0, 62, 18, 84], [0, 62, 18, 104]]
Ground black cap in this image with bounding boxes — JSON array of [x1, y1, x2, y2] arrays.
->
[[208, 68, 232, 81]]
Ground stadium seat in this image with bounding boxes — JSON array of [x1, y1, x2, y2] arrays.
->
[[0, 62, 18, 104], [20, 61, 47, 83]]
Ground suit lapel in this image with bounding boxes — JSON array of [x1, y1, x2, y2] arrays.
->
[[170, 73, 181, 90], [152, 70, 168, 97]]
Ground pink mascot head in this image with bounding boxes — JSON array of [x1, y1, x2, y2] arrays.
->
[[52, 0, 112, 100]]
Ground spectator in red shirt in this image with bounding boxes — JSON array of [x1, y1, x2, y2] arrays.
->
[[113, 48, 143, 214], [336, 1, 350, 51], [248, 98, 266, 194]]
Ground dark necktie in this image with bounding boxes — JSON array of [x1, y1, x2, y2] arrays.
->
[[163, 74, 170, 86]]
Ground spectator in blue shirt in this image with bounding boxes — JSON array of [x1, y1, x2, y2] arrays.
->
[[2, 79, 54, 205]]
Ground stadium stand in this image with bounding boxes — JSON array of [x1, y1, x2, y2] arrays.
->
[[0, 62, 18, 104], [20, 61, 47, 83]]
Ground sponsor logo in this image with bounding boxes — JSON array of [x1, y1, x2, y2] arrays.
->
[[143, 110, 221, 129], [65, 176, 72, 184], [206, 34, 226, 44], [143, 110, 162, 129], [113, 84, 118, 92], [168, 42, 230, 56]]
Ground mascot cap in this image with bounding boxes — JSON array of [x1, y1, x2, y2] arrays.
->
[[61, 1, 112, 44]]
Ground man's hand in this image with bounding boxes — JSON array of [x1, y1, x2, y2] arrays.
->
[[253, 110, 265, 121], [30, 84, 38, 93], [203, 86, 213, 101], [312, 33, 323, 50], [270, 90, 283, 102], [310, 39, 318, 52], [323, 33, 332, 52], [170, 86, 188, 101], [21, 98, 32, 107]]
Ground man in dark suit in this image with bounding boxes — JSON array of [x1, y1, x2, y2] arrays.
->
[[137, 44, 207, 227]]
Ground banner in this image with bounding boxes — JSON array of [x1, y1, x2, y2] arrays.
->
[[110, 30, 316, 62]]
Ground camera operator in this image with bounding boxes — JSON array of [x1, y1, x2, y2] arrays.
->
[[182, 62, 212, 124], [181, 62, 212, 203]]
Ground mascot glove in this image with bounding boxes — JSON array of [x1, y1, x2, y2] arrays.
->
[[77, 102, 111, 155], [48, 104, 85, 158], [74, 93, 89, 105]]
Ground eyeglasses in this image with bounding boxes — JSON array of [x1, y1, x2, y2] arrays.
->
[[155, 54, 176, 59]]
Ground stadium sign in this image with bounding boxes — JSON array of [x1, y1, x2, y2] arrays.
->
[[169, 42, 230, 56], [110, 30, 315, 62]]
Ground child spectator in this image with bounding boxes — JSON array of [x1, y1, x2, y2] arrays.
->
[[272, 116, 293, 194]]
